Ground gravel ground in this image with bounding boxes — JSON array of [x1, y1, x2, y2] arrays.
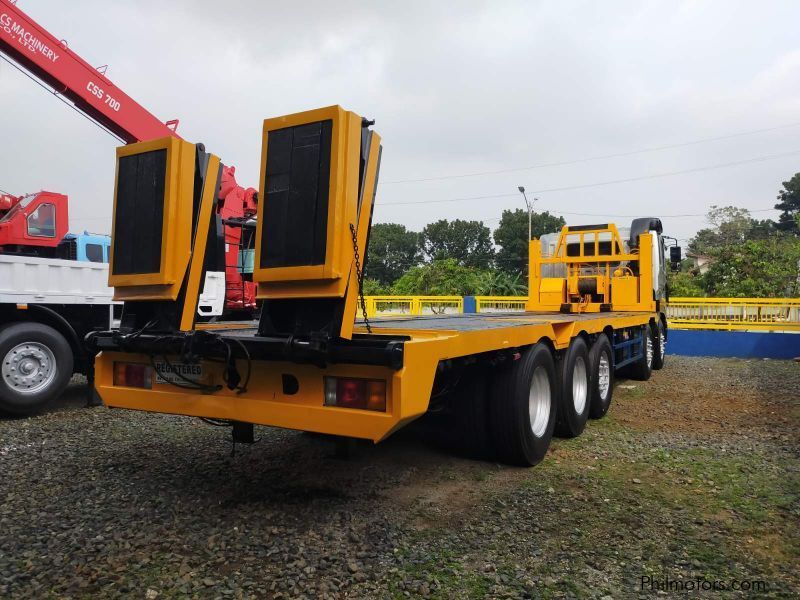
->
[[1, 357, 798, 599]]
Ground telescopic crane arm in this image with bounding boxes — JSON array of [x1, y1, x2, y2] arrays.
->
[[0, 0, 178, 142]]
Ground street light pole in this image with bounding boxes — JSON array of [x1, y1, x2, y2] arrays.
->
[[517, 186, 537, 241]]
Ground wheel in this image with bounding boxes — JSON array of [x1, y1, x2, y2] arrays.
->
[[0, 322, 73, 416], [489, 343, 558, 466], [626, 324, 653, 381], [555, 337, 590, 438], [454, 365, 492, 460], [651, 320, 666, 370], [588, 334, 614, 419]]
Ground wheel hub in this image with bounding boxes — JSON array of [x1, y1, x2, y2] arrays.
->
[[572, 356, 588, 414], [597, 353, 610, 400], [528, 365, 551, 438], [2, 342, 57, 395]]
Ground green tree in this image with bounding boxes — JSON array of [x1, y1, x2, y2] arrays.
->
[[688, 206, 772, 255], [364, 223, 421, 285], [390, 259, 529, 296], [392, 259, 485, 295], [775, 172, 800, 233], [474, 270, 527, 295], [667, 271, 705, 297], [702, 235, 800, 297], [678, 204, 800, 297], [420, 219, 494, 268], [362, 278, 391, 295], [493, 209, 565, 275]]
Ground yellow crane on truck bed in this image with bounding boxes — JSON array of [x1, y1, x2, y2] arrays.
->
[[89, 106, 669, 466]]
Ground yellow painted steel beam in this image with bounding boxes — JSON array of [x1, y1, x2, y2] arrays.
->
[[340, 130, 381, 339], [179, 154, 221, 332], [96, 310, 658, 442]]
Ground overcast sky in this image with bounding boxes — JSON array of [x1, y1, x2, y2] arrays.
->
[[2, 0, 799, 246]]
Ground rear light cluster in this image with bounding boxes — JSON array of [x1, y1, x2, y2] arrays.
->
[[113, 362, 153, 389], [324, 377, 386, 412]]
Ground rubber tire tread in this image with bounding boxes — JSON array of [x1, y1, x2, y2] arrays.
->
[[0, 322, 73, 416], [588, 334, 614, 419], [626, 324, 653, 381], [489, 343, 558, 467], [455, 364, 493, 459], [651, 319, 666, 370], [555, 337, 591, 438]]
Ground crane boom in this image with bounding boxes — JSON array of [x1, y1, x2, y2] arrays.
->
[[0, 0, 178, 142]]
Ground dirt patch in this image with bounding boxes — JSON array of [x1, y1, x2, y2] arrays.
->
[[613, 356, 799, 438]]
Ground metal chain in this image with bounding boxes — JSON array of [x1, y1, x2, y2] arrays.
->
[[349, 223, 372, 333]]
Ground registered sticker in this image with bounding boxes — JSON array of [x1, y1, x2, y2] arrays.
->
[[153, 361, 204, 385]]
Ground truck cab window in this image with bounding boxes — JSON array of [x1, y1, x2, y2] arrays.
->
[[26, 203, 56, 238], [85, 243, 104, 263]]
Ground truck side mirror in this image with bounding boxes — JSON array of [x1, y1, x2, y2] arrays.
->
[[669, 246, 682, 271]]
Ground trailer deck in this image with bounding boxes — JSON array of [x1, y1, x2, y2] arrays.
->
[[365, 311, 648, 330], [208, 310, 651, 338], [92, 309, 658, 443], [89, 106, 669, 466]]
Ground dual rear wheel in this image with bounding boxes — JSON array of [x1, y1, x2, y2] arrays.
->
[[489, 343, 558, 466], [455, 334, 616, 466], [452, 321, 667, 465]]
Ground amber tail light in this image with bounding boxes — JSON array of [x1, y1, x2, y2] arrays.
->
[[113, 362, 153, 389], [324, 377, 386, 411]]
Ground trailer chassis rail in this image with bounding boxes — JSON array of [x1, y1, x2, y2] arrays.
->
[[87, 329, 406, 370]]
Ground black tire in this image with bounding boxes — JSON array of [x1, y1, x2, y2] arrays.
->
[[651, 319, 666, 370], [626, 324, 653, 381], [489, 343, 558, 466], [555, 337, 591, 438], [454, 364, 492, 460], [0, 322, 73, 416], [588, 334, 614, 419]]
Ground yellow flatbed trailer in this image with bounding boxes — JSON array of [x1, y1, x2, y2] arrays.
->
[[89, 106, 669, 466]]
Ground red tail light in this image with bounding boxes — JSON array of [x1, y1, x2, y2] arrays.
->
[[324, 377, 386, 411], [113, 362, 153, 389]]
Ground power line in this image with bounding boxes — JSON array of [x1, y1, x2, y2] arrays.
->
[[0, 55, 126, 144], [381, 192, 520, 207], [446, 206, 776, 225], [377, 148, 800, 207], [542, 207, 776, 219], [380, 121, 800, 185]]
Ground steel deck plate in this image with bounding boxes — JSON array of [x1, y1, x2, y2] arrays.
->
[[212, 311, 645, 337]]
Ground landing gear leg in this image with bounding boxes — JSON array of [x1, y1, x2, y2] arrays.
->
[[85, 363, 103, 407]]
